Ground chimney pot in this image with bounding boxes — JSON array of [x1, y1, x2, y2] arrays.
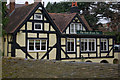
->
[[25, 1, 28, 5], [72, 2, 78, 7]]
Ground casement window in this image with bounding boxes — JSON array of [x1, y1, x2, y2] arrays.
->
[[101, 39, 108, 51], [34, 14, 42, 20], [81, 38, 96, 52], [70, 23, 83, 34], [28, 39, 47, 52], [67, 38, 75, 52], [34, 23, 42, 30]]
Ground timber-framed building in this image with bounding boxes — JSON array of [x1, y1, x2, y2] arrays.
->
[[3, 1, 119, 64]]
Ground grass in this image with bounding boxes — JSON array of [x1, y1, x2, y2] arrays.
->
[[2, 57, 119, 78]]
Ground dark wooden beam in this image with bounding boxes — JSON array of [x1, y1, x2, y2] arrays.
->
[[56, 36, 61, 60], [41, 43, 57, 59]]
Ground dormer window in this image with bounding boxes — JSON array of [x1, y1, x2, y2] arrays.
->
[[34, 23, 42, 30], [34, 14, 42, 20], [70, 23, 83, 34]]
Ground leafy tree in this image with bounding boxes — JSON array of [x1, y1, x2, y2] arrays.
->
[[2, 2, 8, 35]]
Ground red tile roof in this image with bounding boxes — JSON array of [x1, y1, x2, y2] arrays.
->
[[5, 3, 92, 33], [49, 13, 92, 32], [5, 2, 39, 33], [49, 13, 77, 32]]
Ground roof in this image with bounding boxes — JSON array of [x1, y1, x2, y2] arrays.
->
[[5, 2, 39, 33], [49, 13, 77, 32], [7, 4, 25, 9], [5, 2, 92, 34], [79, 15, 92, 31], [49, 13, 92, 32]]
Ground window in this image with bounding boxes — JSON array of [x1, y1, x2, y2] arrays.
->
[[34, 23, 42, 30], [67, 38, 75, 52], [41, 40, 47, 50], [28, 39, 47, 52], [70, 23, 83, 34], [34, 14, 42, 20], [81, 38, 96, 52], [101, 39, 108, 51]]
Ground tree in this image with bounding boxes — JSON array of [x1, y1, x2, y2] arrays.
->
[[2, 2, 8, 35]]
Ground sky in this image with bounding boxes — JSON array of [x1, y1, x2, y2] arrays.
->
[[7, 0, 64, 6]]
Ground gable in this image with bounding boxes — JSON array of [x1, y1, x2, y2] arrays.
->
[[49, 13, 92, 34], [64, 14, 92, 34], [19, 6, 56, 32], [5, 3, 38, 33], [5, 2, 61, 35], [49, 13, 77, 33]]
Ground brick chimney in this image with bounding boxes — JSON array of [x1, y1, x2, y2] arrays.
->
[[10, 0, 15, 13], [25, 1, 28, 5], [72, 2, 78, 7], [70, 2, 80, 13]]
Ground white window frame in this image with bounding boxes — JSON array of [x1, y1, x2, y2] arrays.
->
[[101, 38, 108, 51], [70, 23, 83, 34], [34, 14, 42, 20], [27, 39, 47, 52], [81, 38, 96, 52], [34, 23, 43, 30], [67, 38, 76, 52]]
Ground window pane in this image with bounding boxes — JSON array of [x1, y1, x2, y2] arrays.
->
[[67, 42, 71, 51], [81, 42, 84, 51], [71, 41, 74, 51], [101, 39, 107, 51], [85, 42, 87, 51], [29, 40, 34, 50], [41, 40, 46, 50], [101, 42, 103, 50], [79, 24, 82, 30], [104, 42, 107, 50], [35, 24, 42, 29], [75, 24, 78, 32], [67, 39, 75, 52], [70, 24, 74, 33], [35, 40, 40, 50], [34, 14, 42, 20], [89, 42, 92, 51], [36, 15, 41, 19], [92, 42, 95, 51]]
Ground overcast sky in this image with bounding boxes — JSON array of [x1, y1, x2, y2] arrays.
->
[[7, 0, 64, 6]]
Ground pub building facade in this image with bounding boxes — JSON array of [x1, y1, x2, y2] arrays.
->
[[3, 1, 119, 64]]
